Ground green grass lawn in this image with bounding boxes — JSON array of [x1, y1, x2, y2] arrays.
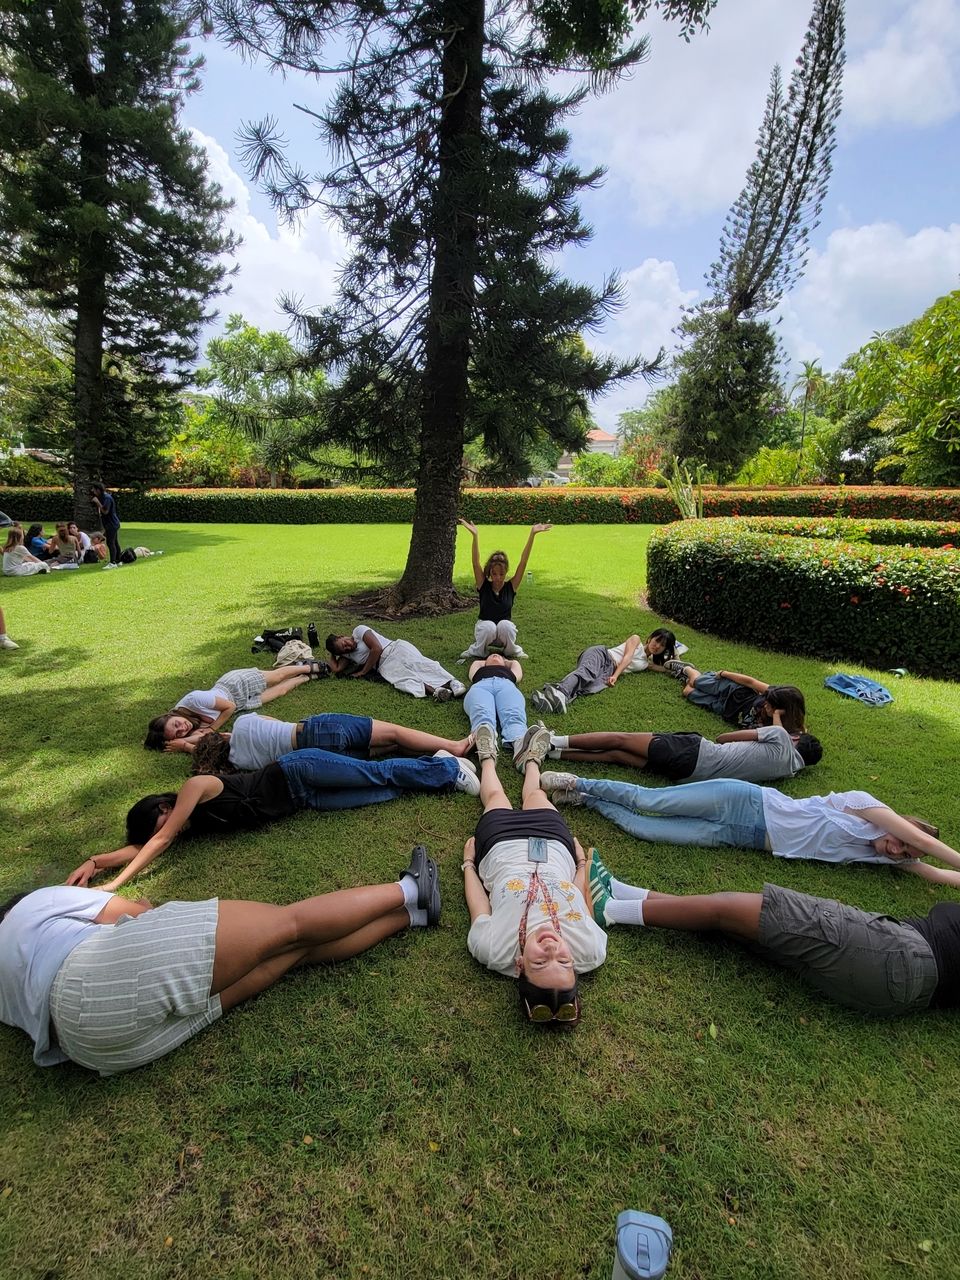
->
[[3, 522, 960, 1280]]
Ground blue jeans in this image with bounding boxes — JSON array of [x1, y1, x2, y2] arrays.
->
[[298, 713, 372, 757], [575, 778, 769, 849], [278, 748, 457, 811], [463, 677, 527, 748]]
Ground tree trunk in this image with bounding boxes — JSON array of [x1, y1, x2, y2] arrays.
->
[[389, 0, 485, 614], [72, 138, 108, 531]]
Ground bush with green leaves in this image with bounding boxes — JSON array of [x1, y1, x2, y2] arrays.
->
[[648, 516, 960, 678]]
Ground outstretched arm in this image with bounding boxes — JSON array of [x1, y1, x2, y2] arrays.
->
[[461, 837, 491, 921], [98, 776, 222, 892], [608, 635, 641, 686], [459, 519, 485, 588], [717, 669, 769, 694], [66, 844, 143, 887], [511, 524, 550, 591], [900, 861, 960, 888], [852, 805, 960, 870]]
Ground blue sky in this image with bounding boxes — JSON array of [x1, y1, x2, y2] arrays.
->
[[182, 0, 960, 431]]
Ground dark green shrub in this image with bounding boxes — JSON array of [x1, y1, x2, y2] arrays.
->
[[647, 517, 960, 679]]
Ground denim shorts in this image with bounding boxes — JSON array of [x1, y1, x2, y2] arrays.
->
[[297, 713, 373, 757], [757, 884, 938, 1015]]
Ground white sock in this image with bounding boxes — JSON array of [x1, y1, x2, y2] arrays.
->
[[398, 875, 419, 908], [406, 905, 428, 928], [604, 899, 646, 927], [550, 735, 569, 749], [611, 879, 649, 901]]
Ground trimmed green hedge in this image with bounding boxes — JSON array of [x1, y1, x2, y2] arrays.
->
[[4, 484, 960, 525], [647, 517, 960, 679]]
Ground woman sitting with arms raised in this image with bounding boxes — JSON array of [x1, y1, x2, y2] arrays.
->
[[458, 520, 551, 660], [462, 749, 606, 1025]]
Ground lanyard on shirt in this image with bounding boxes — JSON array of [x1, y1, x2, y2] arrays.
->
[[517, 862, 563, 953]]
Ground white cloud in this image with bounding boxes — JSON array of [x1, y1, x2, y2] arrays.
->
[[778, 220, 960, 373], [192, 129, 347, 338], [844, 0, 960, 128]]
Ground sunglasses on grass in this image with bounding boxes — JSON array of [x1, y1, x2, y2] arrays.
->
[[523, 998, 580, 1024]]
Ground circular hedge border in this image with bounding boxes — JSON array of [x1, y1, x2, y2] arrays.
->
[[647, 516, 960, 679]]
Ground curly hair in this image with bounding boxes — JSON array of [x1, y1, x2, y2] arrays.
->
[[190, 733, 236, 775]]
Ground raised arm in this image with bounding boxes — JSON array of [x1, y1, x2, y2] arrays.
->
[[459, 518, 485, 588], [717, 669, 769, 694], [852, 805, 960, 870], [511, 523, 551, 591], [608, 635, 641, 686], [352, 630, 384, 678], [461, 837, 491, 921]]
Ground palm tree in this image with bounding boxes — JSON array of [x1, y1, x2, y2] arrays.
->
[[790, 360, 828, 481]]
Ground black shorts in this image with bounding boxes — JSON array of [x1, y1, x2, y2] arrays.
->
[[646, 732, 703, 781], [474, 808, 576, 867]]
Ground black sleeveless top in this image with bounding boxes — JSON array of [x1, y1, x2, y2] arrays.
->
[[472, 664, 518, 685], [188, 765, 298, 834], [903, 902, 960, 1007], [478, 578, 515, 624]]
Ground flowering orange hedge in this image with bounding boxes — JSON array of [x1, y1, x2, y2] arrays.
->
[[647, 517, 960, 679], [3, 484, 960, 524]]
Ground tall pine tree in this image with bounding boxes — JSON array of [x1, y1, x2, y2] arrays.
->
[[211, 0, 714, 614], [0, 0, 237, 519], [668, 0, 844, 478]]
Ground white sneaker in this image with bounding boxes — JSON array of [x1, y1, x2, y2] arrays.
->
[[530, 688, 552, 715], [435, 750, 481, 796], [103, 562, 118, 570], [505, 645, 528, 659], [540, 771, 580, 793], [0, 635, 18, 650]]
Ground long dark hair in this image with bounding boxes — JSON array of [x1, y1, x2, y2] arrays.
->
[[25, 523, 44, 544], [126, 793, 179, 845], [646, 627, 677, 665], [764, 685, 806, 734], [144, 710, 205, 751]]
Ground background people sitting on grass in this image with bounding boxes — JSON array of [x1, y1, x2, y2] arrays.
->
[[66, 749, 480, 893], [188, 711, 475, 773], [326, 626, 465, 702], [145, 664, 326, 749], [464, 652, 553, 771], [530, 628, 684, 715], [462, 752, 605, 1026], [3, 526, 56, 576], [539, 774, 960, 887], [458, 519, 551, 660], [586, 850, 960, 1018], [0, 858, 441, 1074], [653, 661, 807, 734], [546, 710, 822, 783], [24, 524, 51, 559], [49, 522, 81, 567]]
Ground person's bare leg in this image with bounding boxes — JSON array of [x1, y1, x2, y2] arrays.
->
[[559, 732, 653, 769], [216, 910, 410, 1012], [210, 884, 406, 995], [642, 890, 763, 941], [369, 720, 474, 758], [521, 761, 556, 810], [259, 673, 311, 704], [480, 757, 512, 812]]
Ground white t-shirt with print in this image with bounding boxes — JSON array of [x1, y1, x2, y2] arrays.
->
[[467, 839, 607, 977]]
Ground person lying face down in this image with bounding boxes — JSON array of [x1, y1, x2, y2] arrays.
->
[[461, 750, 607, 1027], [0, 851, 442, 1074], [585, 849, 960, 1018], [530, 628, 685, 715]]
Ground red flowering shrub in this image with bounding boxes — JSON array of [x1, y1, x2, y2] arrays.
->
[[647, 517, 960, 679]]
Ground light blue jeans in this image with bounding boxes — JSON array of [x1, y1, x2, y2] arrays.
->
[[574, 778, 769, 849], [463, 677, 528, 748]]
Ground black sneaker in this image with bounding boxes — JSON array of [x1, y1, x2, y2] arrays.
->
[[307, 622, 319, 650]]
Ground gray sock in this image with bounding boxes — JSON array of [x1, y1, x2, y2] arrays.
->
[[611, 879, 649, 901], [398, 875, 419, 908], [604, 898, 646, 927], [406, 905, 428, 928]]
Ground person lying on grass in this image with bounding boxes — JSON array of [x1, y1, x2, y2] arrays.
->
[[538, 773, 960, 887], [145, 664, 326, 750], [464, 652, 553, 773], [65, 749, 481, 894], [530, 628, 684, 716], [462, 748, 606, 1027], [651, 661, 807, 734], [586, 849, 960, 1017], [0, 849, 440, 1074], [325, 626, 465, 702], [457, 519, 551, 660], [546, 710, 822, 784], [178, 711, 475, 772]]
